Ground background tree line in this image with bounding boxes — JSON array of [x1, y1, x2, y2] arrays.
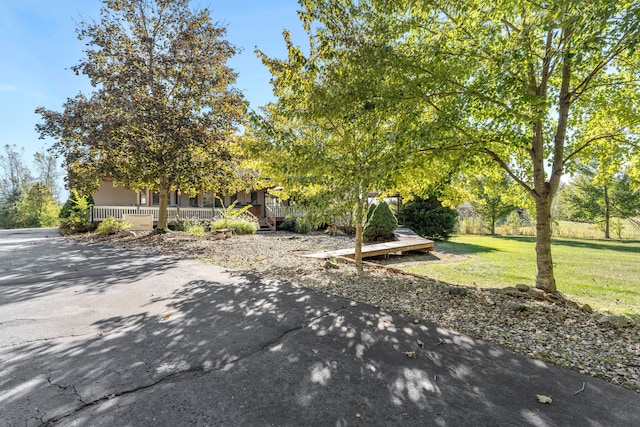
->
[[0, 144, 61, 229]]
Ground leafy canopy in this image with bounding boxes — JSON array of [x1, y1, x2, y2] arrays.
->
[[329, 0, 640, 291], [36, 0, 246, 230]]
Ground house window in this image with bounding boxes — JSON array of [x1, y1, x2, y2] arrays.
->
[[189, 195, 199, 207], [250, 191, 258, 205], [202, 192, 214, 207], [139, 190, 147, 205], [214, 196, 224, 208], [152, 192, 160, 206]]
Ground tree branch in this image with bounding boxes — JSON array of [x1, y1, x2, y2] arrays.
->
[[483, 148, 537, 198], [562, 132, 625, 165]]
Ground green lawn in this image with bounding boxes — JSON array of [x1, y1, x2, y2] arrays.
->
[[400, 235, 640, 318]]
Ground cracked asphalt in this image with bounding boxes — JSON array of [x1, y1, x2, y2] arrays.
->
[[1, 228, 639, 426]]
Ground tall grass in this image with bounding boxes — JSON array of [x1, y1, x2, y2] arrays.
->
[[458, 217, 640, 240]]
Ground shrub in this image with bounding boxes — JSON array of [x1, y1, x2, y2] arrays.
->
[[59, 192, 94, 219], [325, 225, 345, 236], [96, 216, 131, 235], [294, 220, 313, 234], [400, 195, 458, 240], [365, 202, 376, 223], [278, 216, 297, 231], [229, 219, 257, 235], [211, 218, 257, 235], [185, 223, 205, 236], [363, 201, 397, 242], [59, 189, 94, 235], [172, 217, 206, 235]]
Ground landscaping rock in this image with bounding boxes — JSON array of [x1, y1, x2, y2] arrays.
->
[[564, 299, 579, 309], [484, 296, 496, 306], [554, 311, 567, 321], [516, 284, 530, 292], [444, 286, 468, 296], [545, 293, 564, 305], [597, 315, 630, 328], [581, 304, 594, 314], [527, 287, 546, 300], [506, 302, 527, 312], [500, 286, 521, 296], [324, 260, 340, 269]]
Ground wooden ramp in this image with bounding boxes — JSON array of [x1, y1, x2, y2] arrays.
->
[[305, 227, 434, 259]]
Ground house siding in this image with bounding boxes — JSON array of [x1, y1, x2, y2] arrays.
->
[[94, 180, 138, 206], [92, 180, 271, 219]]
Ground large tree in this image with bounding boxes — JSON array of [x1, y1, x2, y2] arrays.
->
[[0, 145, 33, 229], [33, 150, 61, 202], [468, 173, 520, 236], [247, 18, 425, 271], [562, 163, 640, 238], [300, 0, 640, 291], [36, 0, 246, 231], [0, 144, 32, 204]]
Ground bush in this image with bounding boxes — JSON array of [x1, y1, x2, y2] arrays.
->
[[294, 220, 313, 234], [365, 203, 376, 223], [278, 216, 297, 231], [325, 225, 345, 236], [96, 217, 131, 235], [59, 190, 94, 235], [400, 195, 458, 240], [184, 223, 205, 236], [172, 217, 206, 236], [363, 201, 397, 242], [59, 193, 94, 219], [211, 218, 257, 235]]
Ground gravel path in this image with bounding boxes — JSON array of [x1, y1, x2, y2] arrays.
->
[[72, 230, 640, 393]]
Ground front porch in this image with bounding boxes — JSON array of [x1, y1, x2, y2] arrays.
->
[[91, 205, 304, 231]]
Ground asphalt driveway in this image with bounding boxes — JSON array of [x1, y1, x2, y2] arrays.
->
[[1, 228, 638, 426]]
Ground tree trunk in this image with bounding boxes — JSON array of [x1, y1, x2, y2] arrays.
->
[[157, 176, 170, 232], [534, 198, 556, 292], [491, 214, 496, 235], [354, 195, 364, 274], [604, 184, 610, 239]]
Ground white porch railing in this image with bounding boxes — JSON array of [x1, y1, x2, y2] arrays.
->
[[92, 206, 222, 222], [265, 205, 304, 218]]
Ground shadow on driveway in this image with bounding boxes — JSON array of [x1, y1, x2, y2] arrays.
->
[[1, 231, 638, 426]]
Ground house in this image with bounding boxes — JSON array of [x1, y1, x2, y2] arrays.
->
[[91, 177, 301, 231]]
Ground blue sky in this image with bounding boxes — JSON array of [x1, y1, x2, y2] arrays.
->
[[0, 0, 303, 180]]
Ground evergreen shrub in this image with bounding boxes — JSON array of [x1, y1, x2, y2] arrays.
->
[[363, 201, 397, 242], [400, 195, 457, 240]]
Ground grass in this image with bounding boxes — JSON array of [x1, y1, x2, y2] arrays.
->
[[493, 219, 640, 240], [400, 234, 640, 318]]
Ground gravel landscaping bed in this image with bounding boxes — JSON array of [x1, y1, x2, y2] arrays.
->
[[71, 230, 640, 393]]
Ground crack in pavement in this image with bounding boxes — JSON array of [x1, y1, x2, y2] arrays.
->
[[0, 333, 96, 350], [46, 377, 87, 405], [40, 307, 343, 426], [25, 416, 44, 427]]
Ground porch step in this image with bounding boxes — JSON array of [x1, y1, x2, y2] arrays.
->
[[258, 218, 276, 232]]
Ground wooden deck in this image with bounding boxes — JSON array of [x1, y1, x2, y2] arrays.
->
[[305, 227, 434, 259]]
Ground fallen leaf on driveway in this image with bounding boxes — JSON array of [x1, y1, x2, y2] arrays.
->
[[536, 394, 553, 404], [416, 340, 424, 348], [405, 351, 416, 358]]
